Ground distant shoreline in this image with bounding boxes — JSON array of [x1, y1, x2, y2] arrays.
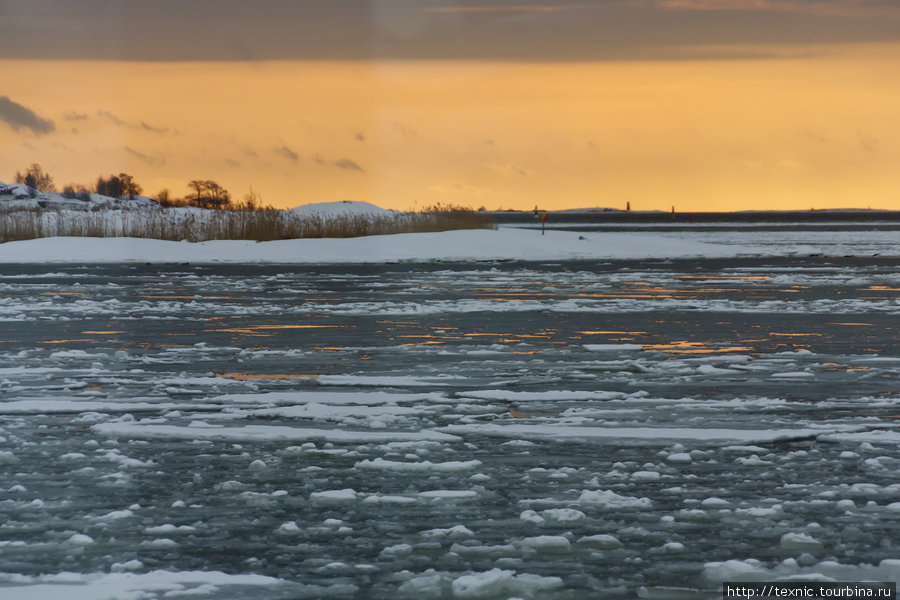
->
[[489, 209, 900, 225]]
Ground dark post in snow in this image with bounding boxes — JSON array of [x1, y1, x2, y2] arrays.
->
[[534, 207, 548, 235]]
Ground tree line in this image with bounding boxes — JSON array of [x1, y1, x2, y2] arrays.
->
[[11, 163, 263, 210]]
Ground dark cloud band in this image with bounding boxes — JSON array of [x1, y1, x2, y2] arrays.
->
[[0, 0, 898, 61], [0, 96, 54, 135]]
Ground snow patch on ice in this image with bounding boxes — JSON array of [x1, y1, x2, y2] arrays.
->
[[0, 570, 285, 600]]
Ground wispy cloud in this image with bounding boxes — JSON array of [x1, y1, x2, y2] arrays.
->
[[0, 96, 54, 135], [64, 111, 89, 121], [858, 131, 879, 153], [97, 109, 127, 126], [430, 180, 493, 196], [801, 129, 828, 144], [487, 162, 531, 177], [276, 145, 299, 163], [141, 121, 170, 134], [425, 4, 584, 13], [97, 110, 171, 134], [656, 0, 900, 17], [333, 158, 364, 172], [310, 154, 365, 172], [125, 146, 166, 167], [392, 122, 418, 141]]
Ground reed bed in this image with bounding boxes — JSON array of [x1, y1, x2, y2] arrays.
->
[[0, 205, 494, 243]]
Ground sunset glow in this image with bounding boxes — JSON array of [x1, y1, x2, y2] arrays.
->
[[2, 3, 899, 212]]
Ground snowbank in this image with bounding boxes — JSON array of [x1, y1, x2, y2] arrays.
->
[[0, 228, 752, 264], [289, 200, 396, 218]]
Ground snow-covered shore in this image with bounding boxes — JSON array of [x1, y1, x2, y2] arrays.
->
[[0, 229, 753, 264], [0, 226, 897, 264]]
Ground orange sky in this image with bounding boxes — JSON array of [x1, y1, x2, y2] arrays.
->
[[2, 43, 899, 211]]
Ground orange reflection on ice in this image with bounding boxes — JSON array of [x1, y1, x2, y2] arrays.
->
[[214, 324, 341, 331], [769, 332, 822, 337], [217, 373, 319, 381], [675, 275, 770, 280], [210, 324, 343, 336], [643, 341, 754, 354], [578, 330, 648, 335], [81, 330, 126, 335]]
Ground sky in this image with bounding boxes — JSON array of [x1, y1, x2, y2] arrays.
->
[[1, 0, 899, 211]]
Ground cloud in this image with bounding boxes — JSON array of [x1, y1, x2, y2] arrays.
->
[[425, 4, 585, 14], [64, 111, 89, 121], [778, 158, 801, 169], [0, 96, 54, 135], [392, 122, 418, 141], [125, 146, 166, 166], [858, 131, 879, 153], [333, 158, 364, 172], [276, 145, 299, 163], [487, 162, 531, 177], [354, 132, 365, 142], [430, 180, 493, 196], [141, 121, 170, 135], [2, 1, 898, 62], [801, 129, 828, 144], [656, 0, 900, 17], [311, 154, 365, 171], [97, 110, 171, 134], [97, 110, 127, 126]]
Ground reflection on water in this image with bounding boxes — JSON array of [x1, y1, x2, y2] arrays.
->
[[210, 324, 343, 335], [578, 330, 648, 335], [643, 341, 754, 354], [675, 275, 770, 280], [217, 372, 319, 380], [770, 332, 822, 337], [81, 330, 126, 335]]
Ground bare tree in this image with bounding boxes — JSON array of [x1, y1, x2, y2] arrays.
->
[[96, 175, 124, 198], [97, 173, 142, 199], [239, 186, 265, 211], [118, 173, 142, 199], [62, 184, 92, 201], [15, 163, 56, 193], [188, 179, 231, 209]]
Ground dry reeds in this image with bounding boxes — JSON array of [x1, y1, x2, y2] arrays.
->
[[0, 204, 494, 243]]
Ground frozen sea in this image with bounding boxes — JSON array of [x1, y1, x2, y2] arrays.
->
[[1, 235, 900, 598]]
